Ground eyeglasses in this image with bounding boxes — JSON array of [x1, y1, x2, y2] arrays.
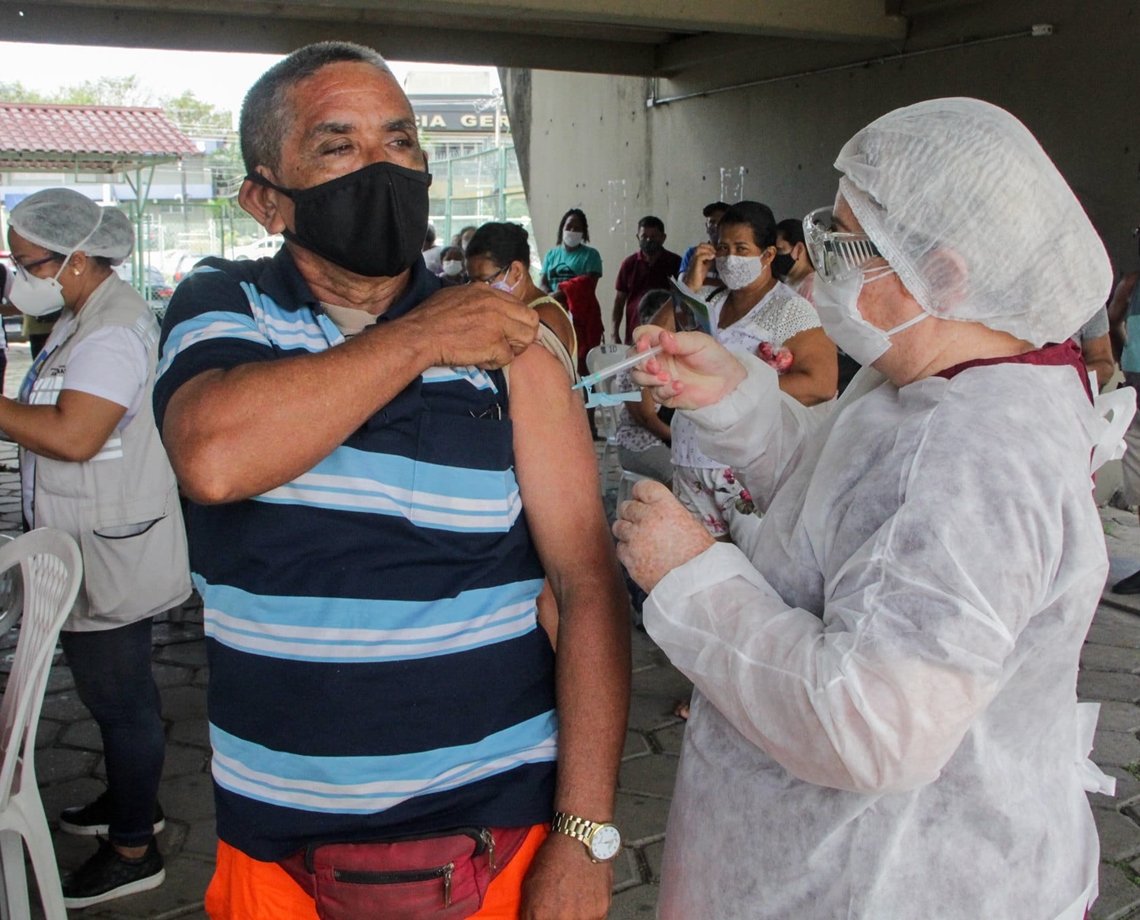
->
[[9, 254, 62, 280], [471, 265, 507, 285], [803, 207, 885, 283]]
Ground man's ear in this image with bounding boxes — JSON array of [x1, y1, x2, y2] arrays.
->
[[238, 172, 287, 235]]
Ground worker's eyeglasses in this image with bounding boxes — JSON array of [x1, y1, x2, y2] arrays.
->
[[803, 207, 886, 284], [9, 254, 61, 279]]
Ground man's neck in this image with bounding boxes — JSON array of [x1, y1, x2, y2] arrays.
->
[[290, 243, 411, 316]]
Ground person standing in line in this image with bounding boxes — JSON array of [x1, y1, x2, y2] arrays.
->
[[612, 216, 681, 345], [672, 199, 836, 543], [5, 189, 190, 909], [438, 244, 468, 285], [539, 208, 602, 292], [678, 201, 728, 281]]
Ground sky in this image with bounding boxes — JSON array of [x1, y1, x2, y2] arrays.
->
[[0, 42, 497, 122]]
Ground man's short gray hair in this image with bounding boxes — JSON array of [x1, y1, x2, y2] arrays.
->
[[239, 41, 393, 175]]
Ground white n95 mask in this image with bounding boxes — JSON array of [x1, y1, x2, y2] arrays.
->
[[716, 255, 764, 290], [9, 263, 67, 317], [813, 270, 928, 367], [562, 231, 584, 249]]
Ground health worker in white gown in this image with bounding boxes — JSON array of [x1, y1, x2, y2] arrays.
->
[[614, 97, 1135, 920]]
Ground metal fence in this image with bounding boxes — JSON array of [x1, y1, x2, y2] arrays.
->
[[135, 144, 528, 276], [430, 145, 529, 248]]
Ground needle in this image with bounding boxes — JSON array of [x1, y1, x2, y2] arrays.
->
[[572, 344, 664, 391]]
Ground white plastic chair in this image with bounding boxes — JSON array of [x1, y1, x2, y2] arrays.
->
[[0, 529, 82, 920], [0, 535, 20, 642], [584, 344, 628, 492]]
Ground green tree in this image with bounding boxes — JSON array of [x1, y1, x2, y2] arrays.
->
[[0, 81, 48, 102], [0, 74, 152, 106], [161, 90, 233, 132], [58, 75, 154, 106]]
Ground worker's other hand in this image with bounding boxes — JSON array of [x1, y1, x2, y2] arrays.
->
[[613, 479, 715, 592]]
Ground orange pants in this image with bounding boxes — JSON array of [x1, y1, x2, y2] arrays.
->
[[205, 824, 549, 920]]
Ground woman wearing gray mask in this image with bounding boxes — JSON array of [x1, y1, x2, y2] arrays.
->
[[615, 99, 1130, 920], [4, 188, 190, 910]]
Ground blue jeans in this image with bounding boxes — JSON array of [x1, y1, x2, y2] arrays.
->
[[59, 618, 164, 846]]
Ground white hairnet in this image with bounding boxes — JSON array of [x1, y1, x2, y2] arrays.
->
[[9, 188, 134, 263], [835, 98, 1112, 347]]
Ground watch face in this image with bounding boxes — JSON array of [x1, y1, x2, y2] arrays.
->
[[589, 824, 621, 861]]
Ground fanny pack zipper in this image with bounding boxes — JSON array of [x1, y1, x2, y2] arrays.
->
[[332, 862, 457, 907]]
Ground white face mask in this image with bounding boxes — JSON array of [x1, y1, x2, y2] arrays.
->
[[715, 254, 764, 291], [562, 230, 584, 249], [441, 260, 464, 278], [813, 269, 929, 367], [8, 260, 67, 317]]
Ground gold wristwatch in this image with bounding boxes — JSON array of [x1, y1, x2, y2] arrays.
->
[[551, 811, 622, 862]]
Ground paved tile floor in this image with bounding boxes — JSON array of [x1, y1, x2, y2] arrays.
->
[[0, 339, 1137, 918]]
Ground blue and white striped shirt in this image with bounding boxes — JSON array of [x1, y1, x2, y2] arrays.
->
[[154, 251, 557, 860]]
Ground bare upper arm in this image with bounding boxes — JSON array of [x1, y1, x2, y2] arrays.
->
[[1108, 273, 1139, 325], [508, 345, 611, 591], [781, 327, 838, 402], [532, 303, 576, 358]]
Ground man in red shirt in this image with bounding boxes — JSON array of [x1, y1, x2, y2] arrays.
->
[[612, 215, 681, 344]]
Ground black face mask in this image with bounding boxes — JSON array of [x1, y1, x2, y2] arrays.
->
[[247, 161, 432, 278], [772, 252, 796, 278], [639, 238, 663, 255]]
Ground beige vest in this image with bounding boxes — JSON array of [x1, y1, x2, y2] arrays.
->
[[21, 276, 191, 631]]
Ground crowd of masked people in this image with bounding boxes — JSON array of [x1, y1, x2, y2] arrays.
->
[[2, 37, 1139, 920], [420, 199, 1137, 584]]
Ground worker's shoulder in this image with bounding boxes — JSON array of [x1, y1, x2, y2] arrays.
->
[[916, 363, 1094, 474]]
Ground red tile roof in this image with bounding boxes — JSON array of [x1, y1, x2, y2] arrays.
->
[[0, 102, 199, 172]]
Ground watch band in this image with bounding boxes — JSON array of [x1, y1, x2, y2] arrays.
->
[[550, 811, 620, 862], [551, 811, 601, 846]]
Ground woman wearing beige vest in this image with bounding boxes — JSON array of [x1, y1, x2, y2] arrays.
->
[[4, 189, 190, 910]]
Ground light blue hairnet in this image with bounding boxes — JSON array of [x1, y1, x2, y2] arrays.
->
[[835, 98, 1112, 347], [10, 188, 134, 263]]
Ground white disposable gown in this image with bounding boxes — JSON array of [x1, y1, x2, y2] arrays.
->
[[645, 350, 1129, 920]]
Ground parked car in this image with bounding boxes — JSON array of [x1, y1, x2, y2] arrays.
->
[[171, 252, 209, 284], [113, 263, 174, 318], [232, 235, 283, 261]]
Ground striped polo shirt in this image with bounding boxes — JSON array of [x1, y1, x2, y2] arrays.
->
[[154, 251, 557, 860]]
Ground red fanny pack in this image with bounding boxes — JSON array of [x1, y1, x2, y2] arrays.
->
[[277, 826, 530, 920]]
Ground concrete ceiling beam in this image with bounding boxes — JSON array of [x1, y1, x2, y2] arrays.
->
[[0, 2, 661, 73]]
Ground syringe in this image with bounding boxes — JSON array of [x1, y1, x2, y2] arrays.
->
[[571, 344, 664, 392]]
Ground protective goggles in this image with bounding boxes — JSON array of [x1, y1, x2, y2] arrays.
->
[[803, 207, 890, 283]]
